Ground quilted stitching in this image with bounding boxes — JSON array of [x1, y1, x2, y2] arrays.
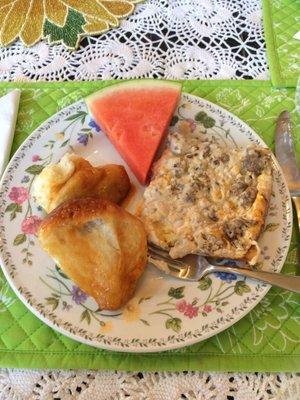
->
[[0, 81, 299, 371], [263, 0, 300, 87]]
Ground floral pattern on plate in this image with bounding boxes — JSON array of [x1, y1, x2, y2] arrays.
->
[[0, 93, 292, 352]]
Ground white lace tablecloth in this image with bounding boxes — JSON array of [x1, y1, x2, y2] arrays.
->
[[0, 1, 299, 399], [0, 0, 268, 81]]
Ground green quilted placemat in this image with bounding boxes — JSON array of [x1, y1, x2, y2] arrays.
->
[[0, 80, 299, 372], [263, 0, 300, 87]]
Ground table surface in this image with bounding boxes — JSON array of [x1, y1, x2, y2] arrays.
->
[[0, 0, 299, 399]]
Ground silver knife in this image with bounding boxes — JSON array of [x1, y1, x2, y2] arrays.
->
[[275, 110, 300, 234]]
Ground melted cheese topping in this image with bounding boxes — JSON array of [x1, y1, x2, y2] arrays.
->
[[142, 121, 272, 263]]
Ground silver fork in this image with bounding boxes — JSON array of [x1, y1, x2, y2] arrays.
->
[[148, 244, 300, 293]]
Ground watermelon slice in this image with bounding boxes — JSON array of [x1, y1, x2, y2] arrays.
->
[[86, 80, 182, 184]]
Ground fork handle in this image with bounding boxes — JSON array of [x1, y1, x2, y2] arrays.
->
[[206, 265, 300, 293]]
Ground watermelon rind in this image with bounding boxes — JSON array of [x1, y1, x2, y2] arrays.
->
[[85, 79, 182, 108]]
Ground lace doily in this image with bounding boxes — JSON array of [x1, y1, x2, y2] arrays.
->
[[0, 0, 268, 81], [0, 369, 299, 400]]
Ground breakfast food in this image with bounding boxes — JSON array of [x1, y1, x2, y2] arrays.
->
[[141, 120, 273, 264], [33, 153, 131, 213], [86, 80, 182, 184], [38, 197, 148, 310]]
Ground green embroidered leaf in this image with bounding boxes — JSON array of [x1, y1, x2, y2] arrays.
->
[[264, 223, 280, 232], [234, 281, 251, 296], [44, 10, 85, 49], [13, 234, 26, 246], [168, 286, 185, 299], [45, 296, 59, 311], [195, 111, 207, 122], [80, 309, 91, 325], [165, 317, 182, 333], [198, 276, 212, 290], [170, 115, 179, 126], [25, 165, 44, 175], [203, 116, 215, 128]]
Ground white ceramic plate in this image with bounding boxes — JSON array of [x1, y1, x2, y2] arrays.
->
[[0, 92, 292, 352]]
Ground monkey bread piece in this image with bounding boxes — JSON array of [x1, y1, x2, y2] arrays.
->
[[38, 197, 148, 310], [33, 153, 131, 213]]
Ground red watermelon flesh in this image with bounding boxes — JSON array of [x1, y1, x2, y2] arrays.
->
[[86, 80, 182, 184]]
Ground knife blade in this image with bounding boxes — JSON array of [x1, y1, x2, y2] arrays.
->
[[275, 110, 300, 246], [275, 110, 300, 196]]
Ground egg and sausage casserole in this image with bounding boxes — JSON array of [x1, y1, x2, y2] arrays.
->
[[141, 120, 273, 265]]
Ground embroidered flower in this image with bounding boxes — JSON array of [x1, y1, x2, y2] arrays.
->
[[21, 215, 42, 234], [71, 286, 88, 305], [32, 155, 41, 162], [0, 0, 136, 48], [9, 187, 29, 204], [88, 119, 101, 132]]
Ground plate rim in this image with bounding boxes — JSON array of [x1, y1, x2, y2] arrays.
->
[[0, 91, 293, 353]]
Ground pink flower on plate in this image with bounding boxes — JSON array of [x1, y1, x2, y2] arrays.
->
[[203, 305, 213, 313], [21, 216, 42, 234], [8, 187, 29, 205], [184, 303, 199, 319], [176, 300, 199, 319], [176, 299, 187, 313], [32, 155, 41, 162]]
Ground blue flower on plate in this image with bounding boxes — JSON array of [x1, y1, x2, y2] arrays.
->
[[71, 286, 88, 305], [214, 272, 237, 283], [77, 133, 88, 146], [88, 119, 101, 132]]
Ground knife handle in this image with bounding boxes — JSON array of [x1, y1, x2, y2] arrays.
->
[[292, 197, 300, 264], [292, 197, 300, 233]]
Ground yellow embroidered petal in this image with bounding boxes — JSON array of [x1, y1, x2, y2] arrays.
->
[[0, 0, 29, 46], [83, 16, 108, 34], [101, 1, 134, 17], [0, 0, 16, 9], [44, 0, 68, 27], [62, 0, 118, 26], [0, 5, 10, 26], [20, 0, 44, 46]]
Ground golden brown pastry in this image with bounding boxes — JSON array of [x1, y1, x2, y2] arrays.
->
[[142, 121, 273, 265], [33, 153, 131, 213], [38, 197, 147, 310]]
